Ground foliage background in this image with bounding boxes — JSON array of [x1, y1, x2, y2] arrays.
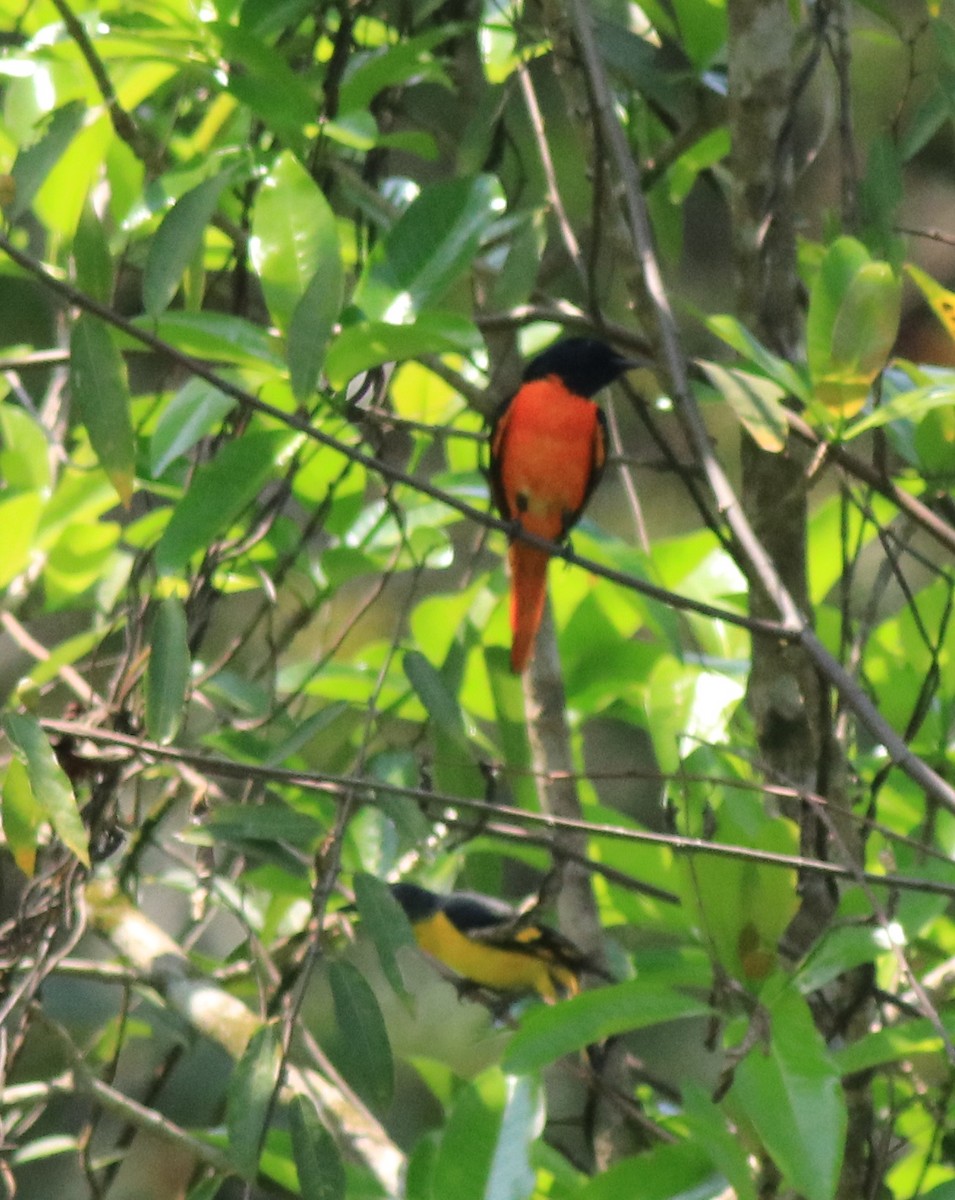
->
[[1, 1, 954, 1198]]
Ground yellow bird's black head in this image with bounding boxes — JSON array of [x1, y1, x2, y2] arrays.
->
[[390, 881, 583, 1002]]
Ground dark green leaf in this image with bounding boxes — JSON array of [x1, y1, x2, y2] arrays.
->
[[74, 202, 114, 303], [3, 713, 89, 867], [338, 28, 457, 112], [354, 175, 501, 318], [732, 986, 846, 1200], [143, 169, 236, 316], [227, 1023, 282, 1178], [353, 872, 416, 997], [9, 101, 85, 221], [69, 314, 137, 506], [145, 596, 191, 744], [503, 982, 711, 1074], [289, 1095, 346, 1200], [327, 960, 394, 1111], [287, 270, 342, 401], [194, 802, 325, 848], [154, 429, 300, 576], [403, 650, 472, 754]]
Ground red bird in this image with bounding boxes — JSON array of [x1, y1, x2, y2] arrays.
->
[[489, 338, 637, 672]]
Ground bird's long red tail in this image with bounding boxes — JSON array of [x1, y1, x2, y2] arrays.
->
[[509, 542, 550, 672]]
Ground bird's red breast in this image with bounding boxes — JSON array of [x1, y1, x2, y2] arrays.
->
[[490, 375, 606, 671]]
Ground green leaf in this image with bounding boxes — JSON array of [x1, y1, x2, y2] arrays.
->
[[3, 713, 89, 867], [44, 521, 120, 607], [154, 429, 301, 575], [841, 382, 955, 440], [250, 152, 343, 398], [145, 596, 191, 744], [326, 961, 394, 1111], [129, 312, 285, 370], [69, 314, 137, 506], [9, 101, 86, 222], [704, 314, 809, 401], [324, 314, 480, 388], [143, 169, 236, 316], [354, 175, 501, 319], [577, 1140, 716, 1200], [686, 809, 799, 985], [832, 1017, 945, 1076], [681, 1081, 757, 1200], [732, 987, 846, 1200], [403, 650, 472, 754], [74, 201, 115, 304], [503, 981, 711, 1074], [289, 1095, 346, 1200], [227, 1023, 282, 1178], [431, 1069, 541, 1200], [214, 22, 316, 150], [699, 361, 788, 452], [337, 27, 457, 113], [150, 378, 237, 477], [353, 872, 416, 998], [287, 270, 342, 401]]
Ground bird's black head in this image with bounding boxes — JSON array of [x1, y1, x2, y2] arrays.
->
[[522, 337, 637, 398], [390, 881, 440, 923]]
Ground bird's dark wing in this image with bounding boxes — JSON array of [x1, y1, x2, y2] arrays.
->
[[561, 404, 608, 538]]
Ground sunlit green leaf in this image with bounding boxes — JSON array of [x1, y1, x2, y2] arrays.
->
[[1, 756, 44, 875], [3, 712, 89, 867], [0, 492, 43, 588], [0, 404, 50, 492], [150, 378, 237, 477], [699, 361, 788, 452], [807, 238, 901, 416], [324, 314, 480, 389]]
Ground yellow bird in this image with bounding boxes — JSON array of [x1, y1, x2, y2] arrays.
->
[[390, 881, 584, 1002]]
